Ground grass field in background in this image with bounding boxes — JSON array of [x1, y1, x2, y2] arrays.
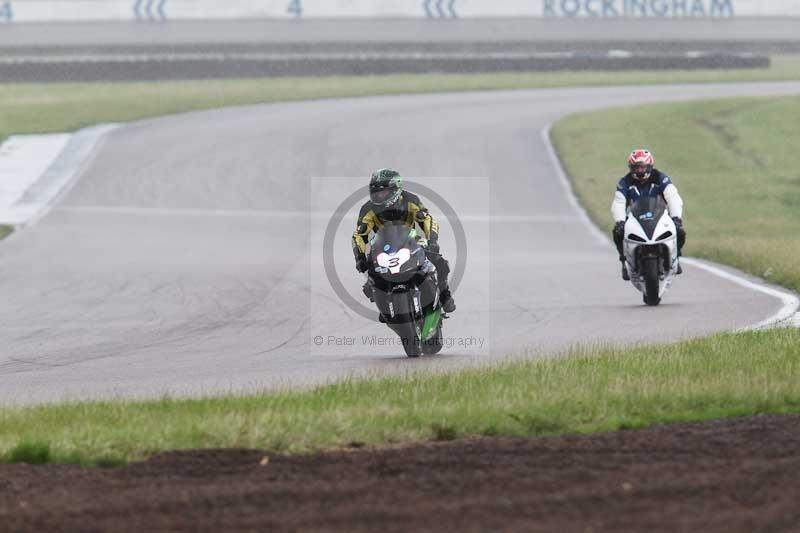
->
[[1, 327, 798, 466], [2, 55, 800, 144], [0, 226, 12, 240], [552, 95, 800, 292]]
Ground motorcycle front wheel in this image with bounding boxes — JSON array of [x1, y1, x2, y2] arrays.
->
[[396, 320, 422, 358], [642, 257, 661, 306]]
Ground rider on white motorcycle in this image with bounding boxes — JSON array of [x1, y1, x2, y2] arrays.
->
[[611, 149, 686, 281]]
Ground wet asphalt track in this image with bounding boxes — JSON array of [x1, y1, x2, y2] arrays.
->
[[1, 81, 799, 405]]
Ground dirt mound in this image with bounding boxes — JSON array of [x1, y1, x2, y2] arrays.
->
[[2, 414, 799, 532]]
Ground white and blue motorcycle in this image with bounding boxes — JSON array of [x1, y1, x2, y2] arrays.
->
[[623, 196, 680, 306]]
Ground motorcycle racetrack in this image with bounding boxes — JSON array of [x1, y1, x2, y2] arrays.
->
[[0, 82, 798, 405], [2, 19, 800, 529]]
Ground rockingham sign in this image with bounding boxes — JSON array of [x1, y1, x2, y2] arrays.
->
[[543, 0, 735, 17], [1, 0, 799, 22]]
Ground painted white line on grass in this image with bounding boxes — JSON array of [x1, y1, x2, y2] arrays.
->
[[540, 123, 800, 330], [0, 124, 120, 228], [0, 134, 71, 224]]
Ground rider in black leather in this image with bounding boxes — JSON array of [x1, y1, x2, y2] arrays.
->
[[352, 169, 456, 313]]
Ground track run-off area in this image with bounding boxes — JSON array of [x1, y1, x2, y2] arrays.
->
[[1, 81, 799, 406]]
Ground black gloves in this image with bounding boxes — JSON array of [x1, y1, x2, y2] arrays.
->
[[613, 221, 625, 237], [427, 240, 440, 254], [355, 255, 368, 273], [672, 217, 683, 229]]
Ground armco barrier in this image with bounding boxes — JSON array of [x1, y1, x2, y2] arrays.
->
[[1, 0, 800, 23], [0, 52, 770, 82]]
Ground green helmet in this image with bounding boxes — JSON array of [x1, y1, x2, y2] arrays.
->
[[369, 168, 403, 208]]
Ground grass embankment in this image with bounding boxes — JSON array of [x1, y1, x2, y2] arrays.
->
[[0, 225, 12, 240], [2, 55, 800, 144], [552, 95, 800, 292], [1, 328, 798, 466]]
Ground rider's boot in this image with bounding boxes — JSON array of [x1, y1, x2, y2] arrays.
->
[[440, 289, 456, 313]]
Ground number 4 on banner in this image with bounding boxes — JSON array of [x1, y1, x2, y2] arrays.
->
[[0, 1, 13, 22], [287, 0, 302, 18]]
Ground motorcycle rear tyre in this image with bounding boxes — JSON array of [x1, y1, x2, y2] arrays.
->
[[421, 325, 443, 355]]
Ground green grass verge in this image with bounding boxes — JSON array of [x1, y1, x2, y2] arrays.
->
[[3, 55, 800, 144], [552, 95, 800, 292], [0, 225, 12, 240], [1, 328, 798, 466]]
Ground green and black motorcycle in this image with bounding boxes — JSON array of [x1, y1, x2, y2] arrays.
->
[[364, 222, 445, 358]]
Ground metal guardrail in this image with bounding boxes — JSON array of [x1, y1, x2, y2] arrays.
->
[[0, 51, 770, 82]]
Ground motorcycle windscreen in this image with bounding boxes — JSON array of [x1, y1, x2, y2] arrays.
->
[[369, 222, 425, 278], [629, 196, 667, 239]]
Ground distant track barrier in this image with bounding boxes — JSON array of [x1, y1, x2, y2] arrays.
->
[[0, 51, 770, 83]]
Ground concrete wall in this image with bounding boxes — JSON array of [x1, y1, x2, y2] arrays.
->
[[2, 0, 800, 23]]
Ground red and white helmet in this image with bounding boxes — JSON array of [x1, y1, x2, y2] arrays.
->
[[628, 149, 654, 181]]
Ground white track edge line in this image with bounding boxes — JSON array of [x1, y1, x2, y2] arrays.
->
[[540, 122, 800, 331], [7, 123, 122, 233], [541, 124, 608, 246], [681, 258, 800, 331]]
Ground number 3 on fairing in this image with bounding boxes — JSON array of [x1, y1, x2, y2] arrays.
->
[[388, 257, 400, 268], [287, 0, 302, 17], [0, 2, 13, 23]]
